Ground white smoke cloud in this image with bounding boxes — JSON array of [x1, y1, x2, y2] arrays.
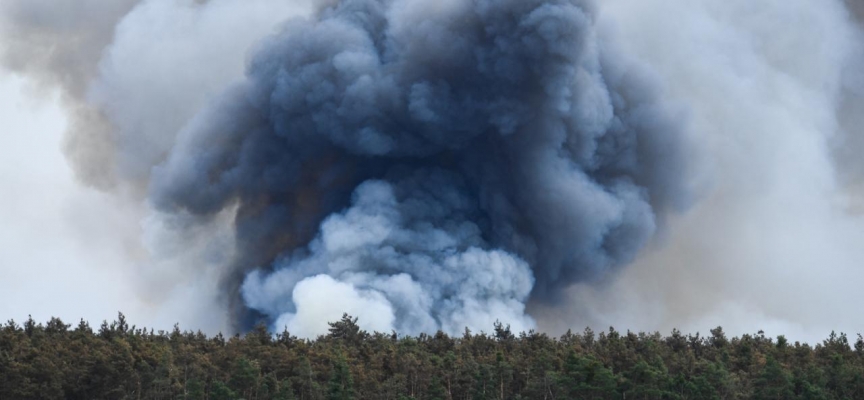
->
[[274, 275, 396, 338], [243, 177, 537, 337]]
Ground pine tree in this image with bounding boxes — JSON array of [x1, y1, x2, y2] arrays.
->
[[753, 357, 794, 400], [328, 352, 355, 400], [210, 380, 237, 400]]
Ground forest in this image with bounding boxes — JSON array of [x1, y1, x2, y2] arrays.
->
[[2, 313, 864, 400]]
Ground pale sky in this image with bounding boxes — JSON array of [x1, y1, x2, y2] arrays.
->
[[0, 73, 146, 327]]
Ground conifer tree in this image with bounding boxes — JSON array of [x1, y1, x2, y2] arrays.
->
[[328, 352, 355, 400]]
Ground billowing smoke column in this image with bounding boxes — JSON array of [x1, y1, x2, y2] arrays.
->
[[6, 0, 864, 341], [148, 0, 687, 336]]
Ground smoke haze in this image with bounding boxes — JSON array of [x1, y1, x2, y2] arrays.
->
[[1, 0, 863, 342], [532, 0, 864, 342]]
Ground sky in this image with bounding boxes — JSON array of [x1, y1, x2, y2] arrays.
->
[[0, 73, 234, 332], [0, 74, 141, 325]]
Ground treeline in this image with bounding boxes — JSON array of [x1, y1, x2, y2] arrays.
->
[[2, 314, 864, 399]]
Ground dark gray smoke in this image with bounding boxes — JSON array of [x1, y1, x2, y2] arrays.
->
[[833, 0, 864, 210], [150, 0, 688, 335]]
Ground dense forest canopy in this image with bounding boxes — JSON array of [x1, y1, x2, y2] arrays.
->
[[2, 313, 864, 399]]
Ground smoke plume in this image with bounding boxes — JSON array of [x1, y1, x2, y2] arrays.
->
[[2, 0, 687, 335], [150, 0, 688, 335], [10, 0, 862, 342]]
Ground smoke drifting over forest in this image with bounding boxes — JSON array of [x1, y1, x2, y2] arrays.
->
[[1, 0, 863, 340]]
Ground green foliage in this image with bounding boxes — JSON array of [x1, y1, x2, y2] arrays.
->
[[328, 352, 355, 400], [559, 351, 618, 399], [185, 379, 206, 400], [753, 357, 795, 400], [210, 380, 237, 400], [230, 357, 260, 397], [2, 313, 864, 399]]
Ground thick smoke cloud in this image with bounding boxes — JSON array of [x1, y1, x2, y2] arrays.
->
[[531, 0, 864, 343], [32, 0, 864, 341], [242, 173, 536, 337], [148, 0, 687, 334], [0, 0, 690, 336]]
